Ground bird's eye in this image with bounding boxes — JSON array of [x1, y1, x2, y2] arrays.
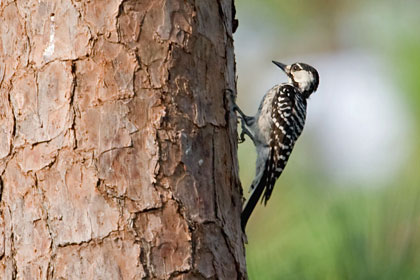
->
[[292, 65, 300, 71]]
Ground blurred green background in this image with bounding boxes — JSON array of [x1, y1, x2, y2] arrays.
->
[[235, 0, 420, 279]]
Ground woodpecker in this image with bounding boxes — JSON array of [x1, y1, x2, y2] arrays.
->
[[233, 61, 319, 230]]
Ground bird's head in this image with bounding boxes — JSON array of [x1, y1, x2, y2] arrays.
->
[[273, 61, 319, 98]]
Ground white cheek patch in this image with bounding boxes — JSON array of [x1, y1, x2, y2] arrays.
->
[[293, 70, 313, 91]]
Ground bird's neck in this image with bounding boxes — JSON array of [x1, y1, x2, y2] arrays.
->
[[288, 78, 313, 98]]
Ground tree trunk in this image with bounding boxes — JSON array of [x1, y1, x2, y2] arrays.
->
[[0, 0, 245, 279]]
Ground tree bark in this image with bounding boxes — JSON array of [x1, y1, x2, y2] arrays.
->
[[0, 0, 245, 279]]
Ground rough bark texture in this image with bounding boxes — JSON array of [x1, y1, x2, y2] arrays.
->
[[0, 0, 245, 279]]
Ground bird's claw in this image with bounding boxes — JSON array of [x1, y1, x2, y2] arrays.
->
[[239, 131, 246, 143]]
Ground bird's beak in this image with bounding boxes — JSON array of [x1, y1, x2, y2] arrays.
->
[[272, 61, 289, 75]]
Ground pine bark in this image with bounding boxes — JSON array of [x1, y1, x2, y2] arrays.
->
[[0, 0, 245, 279]]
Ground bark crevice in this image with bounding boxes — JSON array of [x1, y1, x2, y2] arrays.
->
[[0, 0, 245, 278]]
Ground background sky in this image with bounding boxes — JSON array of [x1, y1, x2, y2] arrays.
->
[[235, 0, 420, 278]]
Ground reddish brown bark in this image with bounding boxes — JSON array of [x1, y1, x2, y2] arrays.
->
[[0, 0, 245, 279]]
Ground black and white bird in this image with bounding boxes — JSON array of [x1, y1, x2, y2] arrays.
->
[[233, 61, 319, 230]]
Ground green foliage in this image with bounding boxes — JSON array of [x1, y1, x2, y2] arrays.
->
[[242, 162, 420, 279]]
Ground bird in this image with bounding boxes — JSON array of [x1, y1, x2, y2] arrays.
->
[[232, 61, 319, 230]]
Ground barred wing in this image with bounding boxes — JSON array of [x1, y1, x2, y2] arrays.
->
[[261, 84, 299, 203], [241, 84, 303, 229]]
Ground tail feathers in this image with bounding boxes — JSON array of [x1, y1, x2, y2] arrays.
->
[[241, 171, 269, 231], [242, 160, 281, 230]]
